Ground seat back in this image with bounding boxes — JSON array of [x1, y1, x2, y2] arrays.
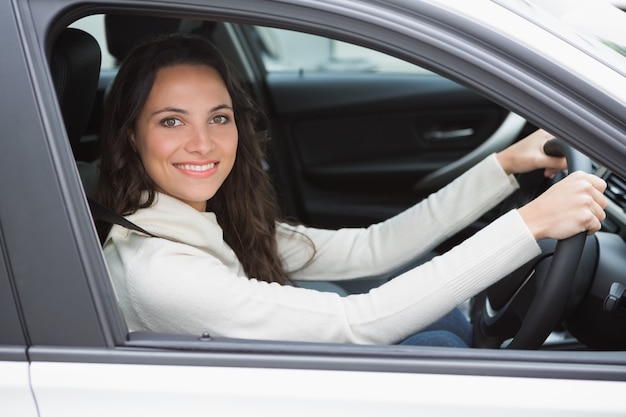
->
[[50, 27, 131, 343], [105, 14, 182, 63], [50, 28, 101, 150]]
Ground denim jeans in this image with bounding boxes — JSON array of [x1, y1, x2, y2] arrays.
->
[[399, 308, 473, 348]]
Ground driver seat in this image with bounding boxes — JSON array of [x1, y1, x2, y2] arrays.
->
[[50, 27, 130, 342], [50, 27, 102, 198], [50, 27, 101, 154]]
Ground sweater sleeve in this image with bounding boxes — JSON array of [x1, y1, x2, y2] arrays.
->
[[109, 210, 539, 345], [105, 153, 541, 344], [279, 153, 520, 281]]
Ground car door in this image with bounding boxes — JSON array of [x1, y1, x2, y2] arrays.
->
[[233, 26, 530, 230], [0, 249, 39, 417], [11, 1, 626, 416], [0, 0, 49, 414]]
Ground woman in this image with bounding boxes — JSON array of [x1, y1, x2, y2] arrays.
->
[[98, 33, 607, 347]]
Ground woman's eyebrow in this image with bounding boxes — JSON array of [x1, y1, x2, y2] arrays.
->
[[151, 106, 189, 116], [151, 104, 233, 116], [210, 104, 234, 112]]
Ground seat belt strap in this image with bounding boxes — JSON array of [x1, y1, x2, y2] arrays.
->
[[87, 197, 156, 237]]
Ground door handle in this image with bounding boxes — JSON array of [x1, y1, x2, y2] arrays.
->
[[423, 127, 474, 141]]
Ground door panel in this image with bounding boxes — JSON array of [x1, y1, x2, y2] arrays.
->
[[0, 360, 39, 417], [29, 356, 626, 417], [264, 71, 523, 228]]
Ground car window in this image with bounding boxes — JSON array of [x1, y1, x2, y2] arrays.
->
[[70, 16, 434, 76], [254, 26, 433, 74], [56, 8, 626, 356], [69, 15, 116, 70]]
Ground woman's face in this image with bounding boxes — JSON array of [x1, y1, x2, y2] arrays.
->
[[132, 64, 238, 211]]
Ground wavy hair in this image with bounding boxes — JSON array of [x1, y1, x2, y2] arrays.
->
[[97, 33, 292, 284]]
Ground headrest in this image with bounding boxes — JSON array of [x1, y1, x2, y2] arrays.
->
[[105, 14, 182, 62], [50, 28, 101, 148]]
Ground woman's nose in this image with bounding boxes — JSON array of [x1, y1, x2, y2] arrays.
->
[[185, 125, 215, 154]]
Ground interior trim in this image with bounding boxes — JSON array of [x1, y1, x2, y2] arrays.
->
[[413, 112, 527, 193]]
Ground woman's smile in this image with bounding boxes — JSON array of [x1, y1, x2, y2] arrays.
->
[[173, 161, 218, 176]]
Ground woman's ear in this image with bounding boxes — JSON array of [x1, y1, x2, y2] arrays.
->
[[128, 130, 137, 152]]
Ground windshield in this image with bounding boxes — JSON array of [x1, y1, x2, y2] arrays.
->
[[497, 0, 626, 76]]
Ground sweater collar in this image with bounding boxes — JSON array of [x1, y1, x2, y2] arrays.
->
[[124, 192, 226, 250]]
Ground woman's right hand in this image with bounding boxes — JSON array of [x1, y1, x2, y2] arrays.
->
[[518, 171, 608, 241]]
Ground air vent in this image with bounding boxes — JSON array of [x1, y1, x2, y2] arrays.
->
[[605, 173, 626, 212]]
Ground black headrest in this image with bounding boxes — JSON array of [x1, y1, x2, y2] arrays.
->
[[105, 14, 182, 62], [50, 28, 101, 148]]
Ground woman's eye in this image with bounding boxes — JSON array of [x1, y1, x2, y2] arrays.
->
[[210, 115, 229, 124], [161, 118, 182, 128]]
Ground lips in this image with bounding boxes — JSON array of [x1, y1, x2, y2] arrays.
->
[[173, 162, 217, 172]]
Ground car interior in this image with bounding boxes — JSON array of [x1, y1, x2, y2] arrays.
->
[[49, 10, 626, 352]]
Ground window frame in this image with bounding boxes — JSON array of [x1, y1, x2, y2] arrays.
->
[[11, 0, 625, 386]]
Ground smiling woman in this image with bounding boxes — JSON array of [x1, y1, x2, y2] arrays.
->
[[97, 33, 291, 286], [131, 64, 238, 211]]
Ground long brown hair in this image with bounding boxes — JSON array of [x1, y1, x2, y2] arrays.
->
[[97, 33, 292, 284]]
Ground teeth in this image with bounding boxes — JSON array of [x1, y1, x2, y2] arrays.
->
[[174, 163, 216, 172]]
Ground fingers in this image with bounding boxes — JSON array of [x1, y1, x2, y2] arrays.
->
[[583, 197, 606, 234], [570, 171, 608, 234], [564, 172, 607, 235], [569, 170, 608, 198], [589, 171, 608, 194], [519, 171, 608, 240], [543, 167, 562, 179], [520, 129, 567, 172], [542, 153, 568, 173], [497, 129, 567, 175]]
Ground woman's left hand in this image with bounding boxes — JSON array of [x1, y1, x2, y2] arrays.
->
[[496, 129, 568, 178]]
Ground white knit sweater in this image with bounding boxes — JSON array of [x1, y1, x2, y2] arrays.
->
[[104, 154, 540, 344]]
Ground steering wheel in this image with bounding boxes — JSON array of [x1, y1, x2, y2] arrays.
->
[[475, 139, 593, 349]]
